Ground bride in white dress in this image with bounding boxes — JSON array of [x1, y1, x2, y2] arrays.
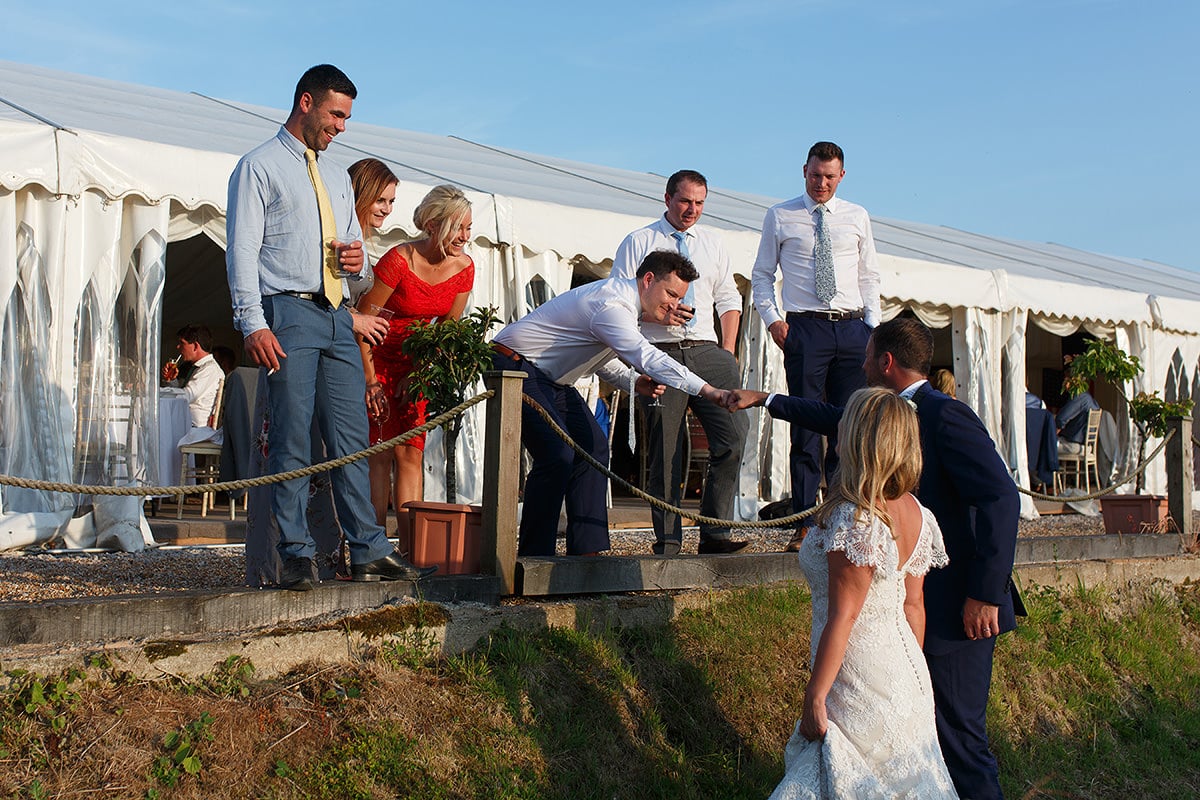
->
[[770, 387, 959, 799]]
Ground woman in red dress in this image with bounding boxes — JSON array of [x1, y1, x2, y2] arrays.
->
[[356, 185, 474, 534]]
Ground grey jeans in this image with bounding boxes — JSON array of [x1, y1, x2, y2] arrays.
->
[[639, 341, 748, 545]]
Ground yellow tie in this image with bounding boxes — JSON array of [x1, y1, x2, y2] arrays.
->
[[304, 148, 343, 309]]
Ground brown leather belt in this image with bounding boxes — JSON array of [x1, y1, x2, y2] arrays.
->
[[492, 342, 524, 362], [789, 309, 864, 322]]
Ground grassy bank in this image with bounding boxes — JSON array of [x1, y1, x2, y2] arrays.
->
[[1, 579, 1198, 799]]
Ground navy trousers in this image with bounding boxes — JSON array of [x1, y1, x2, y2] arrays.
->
[[926, 638, 1005, 800], [263, 294, 393, 566], [494, 352, 610, 556], [783, 315, 870, 512]]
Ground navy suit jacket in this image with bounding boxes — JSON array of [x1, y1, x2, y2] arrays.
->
[[766, 382, 1021, 654]]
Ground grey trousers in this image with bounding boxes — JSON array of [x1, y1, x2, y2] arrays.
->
[[639, 342, 748, 546]]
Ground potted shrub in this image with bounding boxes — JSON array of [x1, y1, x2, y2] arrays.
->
[[398, 306, 500, 572], [1062, 338, 1193, 532]]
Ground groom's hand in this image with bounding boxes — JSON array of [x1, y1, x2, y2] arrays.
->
[[963, 597, 1000, 640]]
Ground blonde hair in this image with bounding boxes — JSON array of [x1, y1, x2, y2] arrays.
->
[[931, 368, 956, 398], [348, 158, 398, 235], [814, 387, 922, 532], [413, 184, 471, 258]]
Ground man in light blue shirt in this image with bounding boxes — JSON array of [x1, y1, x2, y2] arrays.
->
[[226, 64, 433, 590]]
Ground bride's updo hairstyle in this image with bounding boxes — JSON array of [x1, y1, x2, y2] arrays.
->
[[814, 387, 922, 531], [413, 184, 471, 259]]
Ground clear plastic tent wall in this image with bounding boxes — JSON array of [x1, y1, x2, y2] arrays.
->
[[0, 184, 168, 548]]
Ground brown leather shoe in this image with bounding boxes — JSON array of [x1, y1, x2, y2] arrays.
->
[[784, 529, 807, 552]]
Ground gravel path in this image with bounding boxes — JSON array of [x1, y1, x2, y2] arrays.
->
[[0, 509, 1171, 604]]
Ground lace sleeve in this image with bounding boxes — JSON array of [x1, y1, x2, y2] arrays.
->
[[905, 505, 951, 576], [824, 503, 891, 569]]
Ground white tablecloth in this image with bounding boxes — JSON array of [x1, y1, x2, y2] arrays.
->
[[158, 392, 191, 487]]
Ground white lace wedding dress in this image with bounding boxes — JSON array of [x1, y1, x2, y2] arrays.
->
[[769, 500, 959, 800]]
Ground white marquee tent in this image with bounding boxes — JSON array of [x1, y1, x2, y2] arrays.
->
[[3, 60, 1199, 549]]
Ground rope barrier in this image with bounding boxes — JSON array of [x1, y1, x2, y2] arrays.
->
[[1015, 429, 1175, 502], [0, 391, 494, 497], [0, 385, 1181, 527], [521, 395, 816, 529]]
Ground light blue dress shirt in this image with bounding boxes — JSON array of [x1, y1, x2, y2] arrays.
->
[[225, 126, 364, 336]]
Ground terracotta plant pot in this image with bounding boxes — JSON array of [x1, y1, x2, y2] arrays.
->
[[1099, 494, 1171, 534], [400, 501, 483, 574]]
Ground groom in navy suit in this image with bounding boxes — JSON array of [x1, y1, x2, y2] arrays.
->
[[730, 316, 1021, 800]]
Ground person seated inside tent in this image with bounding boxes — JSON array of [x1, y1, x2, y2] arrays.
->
[[162, 324, 224, 427], [212, 344, 238, 375], [1056, 386, 1100, 456]]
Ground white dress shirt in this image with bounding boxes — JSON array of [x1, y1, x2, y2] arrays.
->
[[750, 193, 881, 328], [610, 216, 741, 344], [493, 277, 708, 395], [184, 353, 224, 427]]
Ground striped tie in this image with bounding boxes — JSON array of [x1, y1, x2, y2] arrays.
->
[[672, 230, 697, 330]]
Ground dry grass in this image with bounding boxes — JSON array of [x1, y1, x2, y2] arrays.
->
[[1, 580, 1198, 798]]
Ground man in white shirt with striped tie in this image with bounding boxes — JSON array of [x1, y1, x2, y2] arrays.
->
[[612, 170, 748, 556]]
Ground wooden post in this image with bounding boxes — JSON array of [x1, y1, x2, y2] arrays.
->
[[1166, 415, 1193, 545], [481, 370, 526, 594]]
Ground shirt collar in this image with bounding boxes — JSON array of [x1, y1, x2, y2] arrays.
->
[[656, 214, 695, 240], [898, 378, 928, 400], [803, 193, 840, 213], [275, 126, 308, 162]]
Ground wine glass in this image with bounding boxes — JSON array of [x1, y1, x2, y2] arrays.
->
[[370, 390, 391, 443]]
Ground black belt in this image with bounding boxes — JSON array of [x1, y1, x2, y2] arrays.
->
[[273, 290, 333, 309], [656, 339, 714, 350], [492, 342, 524, 362], [788, 309, 864, 322]]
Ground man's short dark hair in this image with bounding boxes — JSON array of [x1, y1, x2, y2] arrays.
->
[[292, 64, 357, 111], [807, 141, 845, 165], [177, 324, 213, 353], [635, 249, 699, 283], [666, 169, 707, 197], [870, 317, 933, 377]]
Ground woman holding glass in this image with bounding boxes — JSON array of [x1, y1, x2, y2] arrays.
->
[[356, 184, 474, 532]]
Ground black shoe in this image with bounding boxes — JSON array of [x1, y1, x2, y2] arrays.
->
[[351, 550, 438, 582], [652, 541, 682, 556], [698, 539, 749, 555], [279, 557, 315, 591]]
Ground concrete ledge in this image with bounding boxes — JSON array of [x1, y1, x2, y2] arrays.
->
[[1016, 555, 1200, 589], [1016, 533, 1183, 563], [518, 553, 803, 596], [0, 592, 724, 680], [0, 575, 500, 647]]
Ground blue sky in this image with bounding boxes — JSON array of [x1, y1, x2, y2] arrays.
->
[[5, 0, 1197, 269]]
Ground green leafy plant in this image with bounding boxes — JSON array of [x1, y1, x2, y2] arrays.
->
[[1063, 338, 1194, 493], [401, 306, 501, 502], [150, 712, 214, 788]]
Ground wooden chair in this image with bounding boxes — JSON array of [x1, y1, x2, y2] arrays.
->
[[1055, 408, 1102, 494], [682, 410, 710, 498], [175, 379, 244, 519]]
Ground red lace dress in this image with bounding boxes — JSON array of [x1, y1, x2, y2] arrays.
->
[[369, 248, 475, 449]]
